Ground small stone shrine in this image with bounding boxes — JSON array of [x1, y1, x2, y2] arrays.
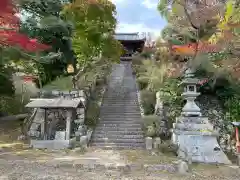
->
[[172, 68, 231, 164], [25, 90, 92, 150]]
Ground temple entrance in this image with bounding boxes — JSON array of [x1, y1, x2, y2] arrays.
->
[[114, 33, 145, 58]]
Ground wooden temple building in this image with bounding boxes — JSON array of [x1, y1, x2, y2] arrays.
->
[[114, 33, 146, 57]]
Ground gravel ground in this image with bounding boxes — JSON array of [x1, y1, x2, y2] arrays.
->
[[0, 159, 240, 180], [0, 150, 240, 180]]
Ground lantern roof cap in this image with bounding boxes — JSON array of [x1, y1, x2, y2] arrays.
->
[[180, 78, 199, 85], [184, 68, 195, 78], [231, 122, 240, 126]]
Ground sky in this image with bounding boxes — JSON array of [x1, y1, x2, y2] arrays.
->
[[112, 0, 167, 39]]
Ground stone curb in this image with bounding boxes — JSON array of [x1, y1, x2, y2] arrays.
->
[[46, 161, 177, 173], [1, 158, 178, 173]]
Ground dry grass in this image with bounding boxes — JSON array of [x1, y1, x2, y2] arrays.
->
[[120, 150, 177, 164], [0, 120, 26, 151]]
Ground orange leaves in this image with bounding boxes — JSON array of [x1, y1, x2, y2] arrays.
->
[[172, 42, 223, 55]]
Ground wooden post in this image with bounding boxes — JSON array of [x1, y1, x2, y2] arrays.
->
[[236, 127, 240, 153]]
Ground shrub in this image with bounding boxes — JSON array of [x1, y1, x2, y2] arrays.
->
[[0, 66, 15, 96], [132, 56, 143, 66], [140, 90, 156, 115], [137, 77, 149, 90], [0, 95, 28, 115], [140, 51, 152, 59], [142, 115, 159, 137], [157, 78, 183, 124], [195, 65, 240, 123], [85, 101, 100, 127], [43, 76, 73, 91]]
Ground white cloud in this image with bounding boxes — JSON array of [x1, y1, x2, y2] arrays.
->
[[142, 0, 158, 9], [116, 23, 160, 39]]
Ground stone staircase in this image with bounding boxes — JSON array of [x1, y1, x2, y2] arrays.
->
[[91, 61, 145, 149]]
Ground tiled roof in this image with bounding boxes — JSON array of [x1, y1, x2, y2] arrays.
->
[[114, 33, 146, 41]]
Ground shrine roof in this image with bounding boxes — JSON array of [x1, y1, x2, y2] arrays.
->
[[114, 33, 146, 41], [25, 98, 84, 109]]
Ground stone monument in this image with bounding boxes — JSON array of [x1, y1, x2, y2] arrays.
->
[[171, 68, 231, 164], [155, 91, 169, 138], [155, 91, 163, 116]]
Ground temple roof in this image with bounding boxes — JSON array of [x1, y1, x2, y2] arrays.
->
[[114, 33, 146, 41], [25, 98, 84, 109]]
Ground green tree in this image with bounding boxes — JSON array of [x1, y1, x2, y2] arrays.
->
[[19, 0, 75, 84], [62, 0, 122, 66]]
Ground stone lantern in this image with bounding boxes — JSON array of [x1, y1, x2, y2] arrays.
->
[[171, 68, 231, 164], [181, 68, 201, 117]]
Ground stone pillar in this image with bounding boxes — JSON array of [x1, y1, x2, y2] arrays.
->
[[154, 91, 163, 116], [146, 137, 153, 150], [155, 91, 168, 138], [65, 110, 72, 140]]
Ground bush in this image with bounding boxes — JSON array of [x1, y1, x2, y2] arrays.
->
[[140, 51, 152, 59], [142, 115, 159, 137], [224, 96, 240, 121], [137, 77, 149, 90], [132, 57, 143, 66], [0, 95, 28, 115], [140, 90, 156, 115], [196, 66, 240, 123], [0, 66, 15, 96], [85, 101, 100, 127], [43, 76, 73, 91]]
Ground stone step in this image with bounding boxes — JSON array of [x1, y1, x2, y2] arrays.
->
[[95, 126, 142, 131], [101, 106, 140, 109], [103, 96, 138, 99], [97, 123, 142, 128], [91, 142, 145, 149], [98, 119, 141, 122], [94, 130, 143, 135], [100, 109, 140, 113], [103, 98, 138, 101], [98, 120, 141, 124], [100, 114, 141, 118], [100, 112, 141, 115], [100, 115, 141, 118], [104, 94, 138, 96], [101, 106, 139, 108], [101, 104, 139, 107], [92, 138, 145, 143], [102, 102, 139, 105], [98, 121, 142, 125], [99, 116, 142, 120], [99, 117, 142, 120], [92, 134, 144, 139]]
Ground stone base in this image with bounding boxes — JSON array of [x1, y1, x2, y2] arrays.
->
[[176, 133, 231, 164], [30, 138, 76, 150], [172, 115, 231, 164]]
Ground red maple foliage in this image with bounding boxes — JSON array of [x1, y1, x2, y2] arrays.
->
[[0, 0, 51, 52]]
